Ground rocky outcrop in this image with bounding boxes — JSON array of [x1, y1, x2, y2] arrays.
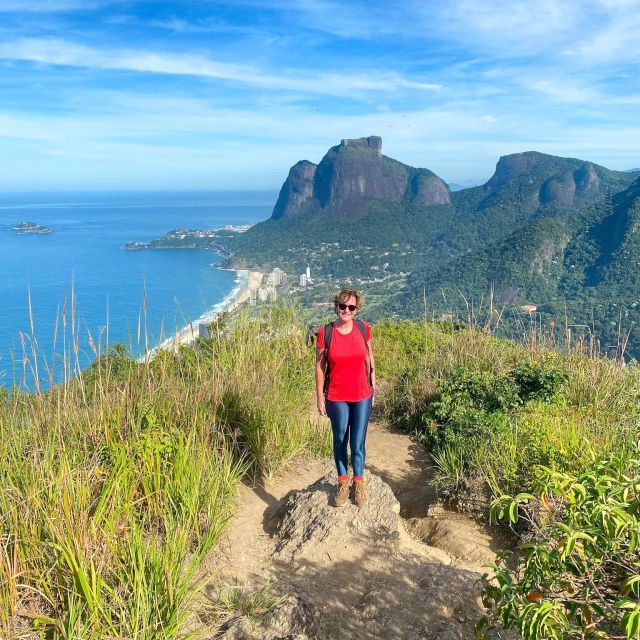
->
[[539, 163, 601, 208], [271, 161, 318, 220], [218, 471, 486, 639], [271, 136, 450, 220], [484, 151, 547, 193], [412, 172, 451, 205], [539, 170, 577, 207]]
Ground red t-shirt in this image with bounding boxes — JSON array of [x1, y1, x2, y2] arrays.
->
[[317, 321, 372, 402]]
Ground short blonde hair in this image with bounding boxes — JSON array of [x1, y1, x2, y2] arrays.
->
[[333, 288, 364, 308]]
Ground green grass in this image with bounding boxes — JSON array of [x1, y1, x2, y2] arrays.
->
[[3, 305, 638, 638], [0, 306, 329, 639]]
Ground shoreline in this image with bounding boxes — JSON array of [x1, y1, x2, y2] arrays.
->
[[143, 269, 264, 359]]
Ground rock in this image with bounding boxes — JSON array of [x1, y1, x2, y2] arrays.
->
[[275, 471, 402, 563], [264, 596, 320, 638], [266, 471, 485, 638], [218, 470, 490, 639], [270, 136, 448, 221], [216, 595, 319, 640], [436, 622, 464, 640], [272, 161, 318, 220], [540, 170, 577, 207], [411, 173, 451, 205]]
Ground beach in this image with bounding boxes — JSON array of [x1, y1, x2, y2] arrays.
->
[[149, 269, 264, 356]]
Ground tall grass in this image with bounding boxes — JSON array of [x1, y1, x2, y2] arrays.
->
[[375, 319, 640, 502], [0, 306, 329, 638]]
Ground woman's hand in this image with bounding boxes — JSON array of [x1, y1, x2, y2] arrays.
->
[[317, 396, 327, 417]]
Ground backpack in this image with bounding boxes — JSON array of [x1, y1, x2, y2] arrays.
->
[[317, 320, 372, 395]]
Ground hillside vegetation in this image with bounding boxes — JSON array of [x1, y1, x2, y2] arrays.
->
[[376, 319, 640, 639], [1, 310, 639, 638]]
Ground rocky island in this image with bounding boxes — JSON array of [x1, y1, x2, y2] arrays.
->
[[11, 221, 52, 234]]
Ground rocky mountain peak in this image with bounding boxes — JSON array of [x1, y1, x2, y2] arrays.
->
[[485, 151, 553, 192], [340, 135, 383, 155], [271, 136, 450, 221]]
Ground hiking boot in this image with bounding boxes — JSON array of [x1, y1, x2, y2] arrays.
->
[[335, 479, 350, 507], [353, 477, 366, 507]]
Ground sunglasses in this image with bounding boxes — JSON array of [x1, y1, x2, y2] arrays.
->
[[337, 303, 358, 312]]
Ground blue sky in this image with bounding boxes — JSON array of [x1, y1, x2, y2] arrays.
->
[[0, 0, 639, 190]]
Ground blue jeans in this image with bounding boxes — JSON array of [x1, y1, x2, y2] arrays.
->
[[326, 397, 373, 477]]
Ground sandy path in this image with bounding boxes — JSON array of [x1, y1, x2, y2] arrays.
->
[[207, 420, 505, 639]]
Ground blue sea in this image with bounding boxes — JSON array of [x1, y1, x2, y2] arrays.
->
[[0, 191, 275, 388]]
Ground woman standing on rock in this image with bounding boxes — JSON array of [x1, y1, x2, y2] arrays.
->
[[316, 288, 375, 507]]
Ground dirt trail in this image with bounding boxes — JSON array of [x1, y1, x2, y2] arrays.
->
[[206, 420, 507, 639]]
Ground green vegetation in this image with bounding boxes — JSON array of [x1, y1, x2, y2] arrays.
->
[[0, 308, 328, 638], [479, 452, 640, 639], [3, 308, 640, 638], [376, 318, 640, 638]]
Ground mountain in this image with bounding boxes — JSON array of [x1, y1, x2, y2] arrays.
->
[[448, 180, 485, 191], [220, 136, 640, 354], [403, 175, 640, 356], [271, 136, 450, 221]]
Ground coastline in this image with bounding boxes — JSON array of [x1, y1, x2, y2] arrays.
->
[[145, 269, 264, 358]]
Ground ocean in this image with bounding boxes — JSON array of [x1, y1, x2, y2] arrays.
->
[[0, 190, 276, 389]]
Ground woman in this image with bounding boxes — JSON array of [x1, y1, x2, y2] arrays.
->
[[316, 288, 375, 507]]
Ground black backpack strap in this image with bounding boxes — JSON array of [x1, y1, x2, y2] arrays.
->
[[354, 319, 368, 344], [305, 323, 318, 347], [322, 322, 333, 395]]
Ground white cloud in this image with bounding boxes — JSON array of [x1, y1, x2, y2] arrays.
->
[[3, 84, 638, 190], [0, 37, 442, 96], [529, 79, 599, 104]]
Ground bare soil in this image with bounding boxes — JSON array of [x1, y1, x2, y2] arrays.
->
[[204, 420, 510, 639]]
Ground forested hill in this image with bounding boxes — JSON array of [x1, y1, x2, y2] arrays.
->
[[219, 136, 640, 355], [401, 175, 640, 357]]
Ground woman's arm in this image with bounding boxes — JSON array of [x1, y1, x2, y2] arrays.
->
[[315, 347, 327, 416]]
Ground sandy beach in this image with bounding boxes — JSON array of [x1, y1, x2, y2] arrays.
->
[[145, 269, 264, 357]]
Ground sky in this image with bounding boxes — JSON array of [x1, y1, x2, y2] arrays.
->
[[0, 0, 639, 190]]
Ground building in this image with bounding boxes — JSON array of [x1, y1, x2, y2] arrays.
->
[[258, 287, 269, 302], [269, 288, 277, 302], [198, 322, 211, 339], [521, 304, 538, 313], [249, 289, 257, 306], [300, 274, 307, 287], [306, 266, 311, 279], [270, 268, 287, 286]]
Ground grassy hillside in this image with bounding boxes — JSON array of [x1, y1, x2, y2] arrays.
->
[[0, 308, 329, 639], [2, 310, 639, 638], [376, 319, 640, 639]]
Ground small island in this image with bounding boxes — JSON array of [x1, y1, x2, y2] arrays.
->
[[11, 221, 52, 234]]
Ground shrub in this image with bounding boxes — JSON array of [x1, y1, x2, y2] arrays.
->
[[511, 360, 568, 403], [478, 450, 640, 639]]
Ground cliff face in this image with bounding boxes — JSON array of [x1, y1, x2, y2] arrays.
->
[[271, 160, 317, 220], [271, 136, 450, 220]]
